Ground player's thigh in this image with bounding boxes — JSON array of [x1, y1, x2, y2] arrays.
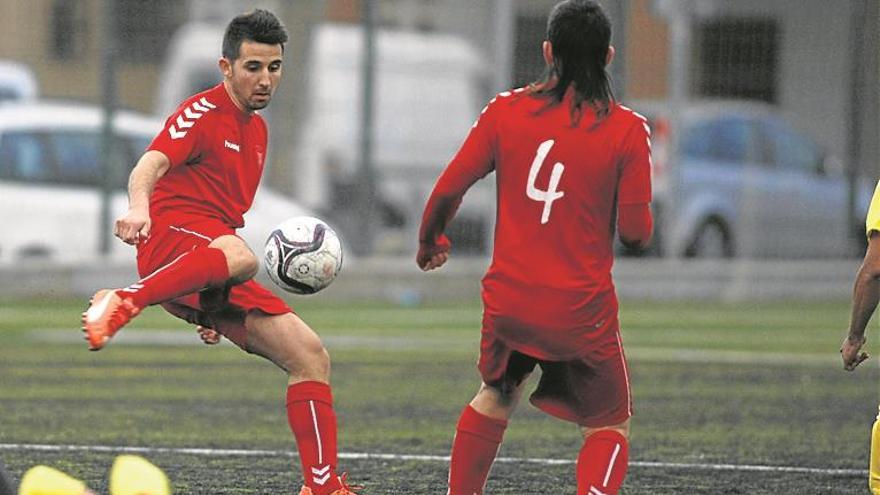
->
[[244, 310, 330, 381], [531, 350, 632, 428], [474, 333, 540, 419]]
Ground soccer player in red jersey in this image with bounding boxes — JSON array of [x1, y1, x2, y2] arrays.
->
[[81, 10, 358, 495], [417, 1, 652, 493]]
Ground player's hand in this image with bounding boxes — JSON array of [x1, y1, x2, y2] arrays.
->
[[417, 235, 451, 271], [196, 325, 221, 345], [114, 207, 151, 245], [840, 334, 869, 371]]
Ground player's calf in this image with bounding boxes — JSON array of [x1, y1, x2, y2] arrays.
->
[[576, 427, 629, 495]]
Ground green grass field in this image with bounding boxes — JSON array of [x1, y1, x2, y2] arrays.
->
[[0, 297, 877, 494]]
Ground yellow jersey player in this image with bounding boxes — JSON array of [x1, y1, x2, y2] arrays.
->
[[841, 180, 880, 493]]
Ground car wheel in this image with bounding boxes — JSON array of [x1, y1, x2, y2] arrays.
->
[[685, 219, 733, 258], [17, 245, 53, 260]]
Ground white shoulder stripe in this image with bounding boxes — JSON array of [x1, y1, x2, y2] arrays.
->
[[167, 98, 216, 140], [619, 104, 648, 123]]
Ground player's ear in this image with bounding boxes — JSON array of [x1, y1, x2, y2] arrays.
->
[[606, 45, 616, 67], [218, 57, 233, 79], [542, 40, 554, 67]]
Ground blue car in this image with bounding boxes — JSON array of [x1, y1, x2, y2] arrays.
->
[[628, 99, 872, 258]]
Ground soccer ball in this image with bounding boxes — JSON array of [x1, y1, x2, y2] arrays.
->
[[264, 216, 343, 294]]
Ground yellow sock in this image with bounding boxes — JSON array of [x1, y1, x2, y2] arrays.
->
[[18, 465, 87, 495], [870, 406, 880, 494]]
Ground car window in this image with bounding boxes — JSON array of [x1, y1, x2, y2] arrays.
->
[[126, 135, 152, 160], [0, 87, 23, 102], [49, 131, 103, 185], [681, 122, 714, 160], [116, 134, 152, 188], [682, 117, 751, 163], [764, 119, 820, 173], [0, 131, 50, 181]]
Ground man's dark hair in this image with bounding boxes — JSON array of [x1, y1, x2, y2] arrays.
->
[[533, 0, 615, 124], [222, 9, 288, 61]]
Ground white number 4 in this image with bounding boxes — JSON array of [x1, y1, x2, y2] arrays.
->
[[526, 139, 565, 224]]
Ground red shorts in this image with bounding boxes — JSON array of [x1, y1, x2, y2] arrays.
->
[[478, 314, 632, 427], [136, 215, 292, 349]]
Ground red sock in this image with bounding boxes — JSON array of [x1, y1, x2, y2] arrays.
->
[[118, 247, 229, 308], [576, 430, 629, 495], [287, 381, 342, 494], [448, 405, 508, 495]]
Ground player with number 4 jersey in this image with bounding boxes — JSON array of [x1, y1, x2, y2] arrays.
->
[[417, 1, 652, 493]]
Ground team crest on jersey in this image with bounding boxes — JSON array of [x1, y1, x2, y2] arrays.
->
[[168, 97, 217, 140]]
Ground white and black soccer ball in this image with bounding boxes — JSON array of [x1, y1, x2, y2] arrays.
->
[[264, 216, 343, 294]]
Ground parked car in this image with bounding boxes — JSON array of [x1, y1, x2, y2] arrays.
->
[[0, 101, 313, 265], [628, 99, 872, 258]]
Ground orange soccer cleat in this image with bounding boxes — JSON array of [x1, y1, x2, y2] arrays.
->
[[81, 289, 141, 351], [297, 474, 362, 495]]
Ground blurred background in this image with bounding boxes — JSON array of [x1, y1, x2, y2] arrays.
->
[[0, 0, 878, 302], [2, 5, 879, 493]]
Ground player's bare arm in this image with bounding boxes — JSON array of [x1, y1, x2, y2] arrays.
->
[[842, 233, 880, 370], [114, 150, 171, 245]]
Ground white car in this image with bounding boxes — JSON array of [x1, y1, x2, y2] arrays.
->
[[0, 101, 313, 265], [0, 60, 38, 103]]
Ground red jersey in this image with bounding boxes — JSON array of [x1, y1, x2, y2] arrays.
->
[[147, 83, 268, 228], [420, 88, 652, 360]]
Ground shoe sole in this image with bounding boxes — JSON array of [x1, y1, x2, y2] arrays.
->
[[81, 291, 110, 351]]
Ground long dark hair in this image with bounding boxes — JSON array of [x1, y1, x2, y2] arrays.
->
[[532, 0, 615, 124]]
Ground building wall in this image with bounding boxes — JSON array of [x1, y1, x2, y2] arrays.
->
[[623, 0, 877, 172], [713, 0, 855, 160], [0, 0, 873, 174], [0, 0, 180, 113], [626, 0, 668, 99]]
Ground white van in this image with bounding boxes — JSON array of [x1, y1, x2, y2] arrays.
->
[[0, 101, 312, 265], [157, 23, 493, 254]]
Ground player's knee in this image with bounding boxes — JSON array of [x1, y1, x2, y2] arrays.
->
[[581, 419, 630, 440], [476, 381, 522, 410], [211, 236, 259, 283], [285, 330, 331, 381], [237, 250, 260, 281]]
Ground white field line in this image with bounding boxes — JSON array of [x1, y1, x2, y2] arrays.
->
[[28, 329, 840, 366], [0, 443, 863, 477]]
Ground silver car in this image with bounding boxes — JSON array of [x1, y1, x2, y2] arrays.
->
[[629, 100, 871, 258]]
